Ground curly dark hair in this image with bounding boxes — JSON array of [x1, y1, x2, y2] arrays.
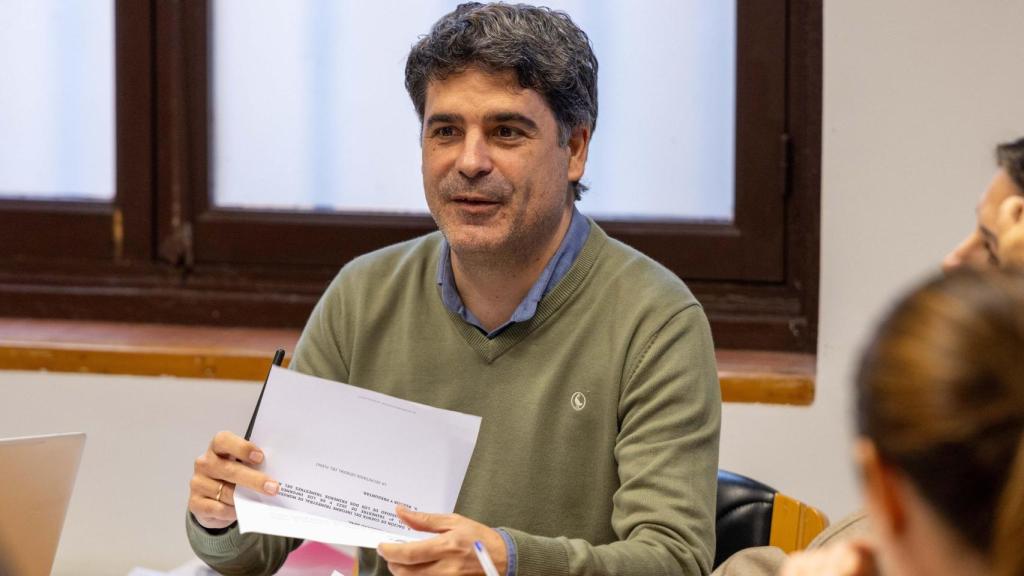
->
[[405, 2, 599, 199], [996, 137, 1024, 195]]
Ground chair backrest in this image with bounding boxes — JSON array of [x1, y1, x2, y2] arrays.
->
[[714, 470, 828, 569], [768, 491, 829, 553]]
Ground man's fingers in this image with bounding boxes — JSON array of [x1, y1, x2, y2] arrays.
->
[[386, 559, 439, 576], [779, 551, 810, 576], [219, 482, 236, 506], [191, 474, 237, 506], [194, 448, 279, 496], [378, 509, 468, 565], [209, 430, 266, 464], [378, 537, 448, 566], [378, 513, 506, 574], [843, 539, 880, 576], [215, 458, 280, 495], [189, 492, 238, 528], [188, 431, 276, 532], [781, 541, 878, 576], [395, 506, 456, 532]]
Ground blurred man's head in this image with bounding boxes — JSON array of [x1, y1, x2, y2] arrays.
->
[[943, 138, 1024, 272]]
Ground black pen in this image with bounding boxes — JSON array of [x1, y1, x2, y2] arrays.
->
[[244, 348, 286, 441]]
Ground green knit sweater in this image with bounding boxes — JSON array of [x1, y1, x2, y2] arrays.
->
[[188, 222, 721, 576]]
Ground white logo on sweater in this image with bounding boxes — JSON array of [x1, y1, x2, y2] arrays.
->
[[570, 392, 587, 411]]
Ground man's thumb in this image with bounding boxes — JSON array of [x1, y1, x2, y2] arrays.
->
[[395, 506, 453, 532]]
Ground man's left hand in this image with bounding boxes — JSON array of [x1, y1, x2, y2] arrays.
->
[[780, 540, 879, 576], [377, 507, 507, 576]]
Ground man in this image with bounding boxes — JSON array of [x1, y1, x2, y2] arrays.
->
[[186, 4, 720, 576], [943, 137, 1024, 271], [715, 137, 1024, 576]]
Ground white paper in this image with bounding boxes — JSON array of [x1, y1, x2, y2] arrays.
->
[[234, 366, 482, 548]]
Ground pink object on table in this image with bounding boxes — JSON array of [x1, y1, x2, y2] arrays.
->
[[276, 541, 356, 576]]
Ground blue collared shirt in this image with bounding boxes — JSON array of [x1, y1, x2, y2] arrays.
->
[[436, 207, 591, 339]]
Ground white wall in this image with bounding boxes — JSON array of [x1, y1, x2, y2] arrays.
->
[[5, 1, 1024, 574], [0, 371, 260, 575], [719, 0, 1024, 520]]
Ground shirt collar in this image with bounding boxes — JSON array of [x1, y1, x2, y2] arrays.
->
[[436, 206, 591, 338]]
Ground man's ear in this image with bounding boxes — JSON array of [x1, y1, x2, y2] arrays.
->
[[567, 126, 591, 184], [856, 439, 908, 539]]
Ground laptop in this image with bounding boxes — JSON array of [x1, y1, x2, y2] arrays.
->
[[0, 432, 85, 576]]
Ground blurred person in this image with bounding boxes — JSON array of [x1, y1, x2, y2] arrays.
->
[[944, 138, 1024, 271], [717, 137, 1024, 576], [783, 268, 1024, 576]]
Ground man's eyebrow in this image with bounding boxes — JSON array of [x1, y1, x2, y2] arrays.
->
[[487, 112, 539, 131], [425, 113, 463, 127]]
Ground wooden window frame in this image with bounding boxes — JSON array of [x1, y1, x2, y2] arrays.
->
[[0, 0, 821, 352]]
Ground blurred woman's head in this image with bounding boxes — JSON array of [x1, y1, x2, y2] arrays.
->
[[855, 268, 1024, 576]]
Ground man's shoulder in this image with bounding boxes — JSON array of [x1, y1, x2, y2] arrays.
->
[[588, 223, 700, 309], [709, 511, 874, 576], [807, 510, 871, 548], [333, 231, 443, 287]]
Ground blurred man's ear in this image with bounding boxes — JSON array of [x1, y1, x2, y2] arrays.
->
[[856, 439, 907, 539]]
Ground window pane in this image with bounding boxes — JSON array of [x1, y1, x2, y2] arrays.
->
[[0, 1, 115, 201], [212, 0, 734, 221]]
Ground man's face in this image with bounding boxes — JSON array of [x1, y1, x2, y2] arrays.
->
[[421, 68, 588, 264], [942, 168, 1022, 272]]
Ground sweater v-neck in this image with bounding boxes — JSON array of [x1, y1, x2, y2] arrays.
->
[[444, 222, 607, 363]]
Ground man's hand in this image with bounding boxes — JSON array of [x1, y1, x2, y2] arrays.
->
[[780, 540, 879, 576], [188, 430, 280, 530], [996, 195, 1024, 268], [376, 507, 507, 576]]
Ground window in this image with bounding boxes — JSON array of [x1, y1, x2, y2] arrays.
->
[[210, 1, 735, 221], [0, 0, 821, 352], [0, 2, 115, 202]]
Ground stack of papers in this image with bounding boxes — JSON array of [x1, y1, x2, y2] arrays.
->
[[235, 366, 482, 548]]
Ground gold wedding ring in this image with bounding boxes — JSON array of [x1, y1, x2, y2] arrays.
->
[[215, 481, 225, 503]]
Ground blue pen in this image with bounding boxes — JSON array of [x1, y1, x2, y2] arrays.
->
[[473, 540, 501, 576]]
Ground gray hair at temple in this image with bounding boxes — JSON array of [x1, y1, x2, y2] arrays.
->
[[405, 2, 599, 200], [996, 137, 1024, 196]]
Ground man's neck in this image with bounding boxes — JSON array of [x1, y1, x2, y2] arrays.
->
[[451, 210, 573, 332]]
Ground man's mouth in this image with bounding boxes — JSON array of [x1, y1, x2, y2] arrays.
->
[[448, 195, 503, 217], [451, 195, 501, 205]]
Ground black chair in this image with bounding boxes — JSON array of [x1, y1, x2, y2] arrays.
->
[[714, 470, 828, 569]]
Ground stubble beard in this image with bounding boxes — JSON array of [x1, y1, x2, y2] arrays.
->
[[432, 175, 566, 274]]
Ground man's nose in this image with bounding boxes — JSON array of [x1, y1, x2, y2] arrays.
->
[[456, 132, 493, 179], [942, 232, 983, 274], [941, 248, 965, 274]]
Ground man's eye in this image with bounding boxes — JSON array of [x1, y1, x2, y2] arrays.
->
[[985, 243, 1000, 266], [433, 126, 457, 138], [495, 126, 519, 139]]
